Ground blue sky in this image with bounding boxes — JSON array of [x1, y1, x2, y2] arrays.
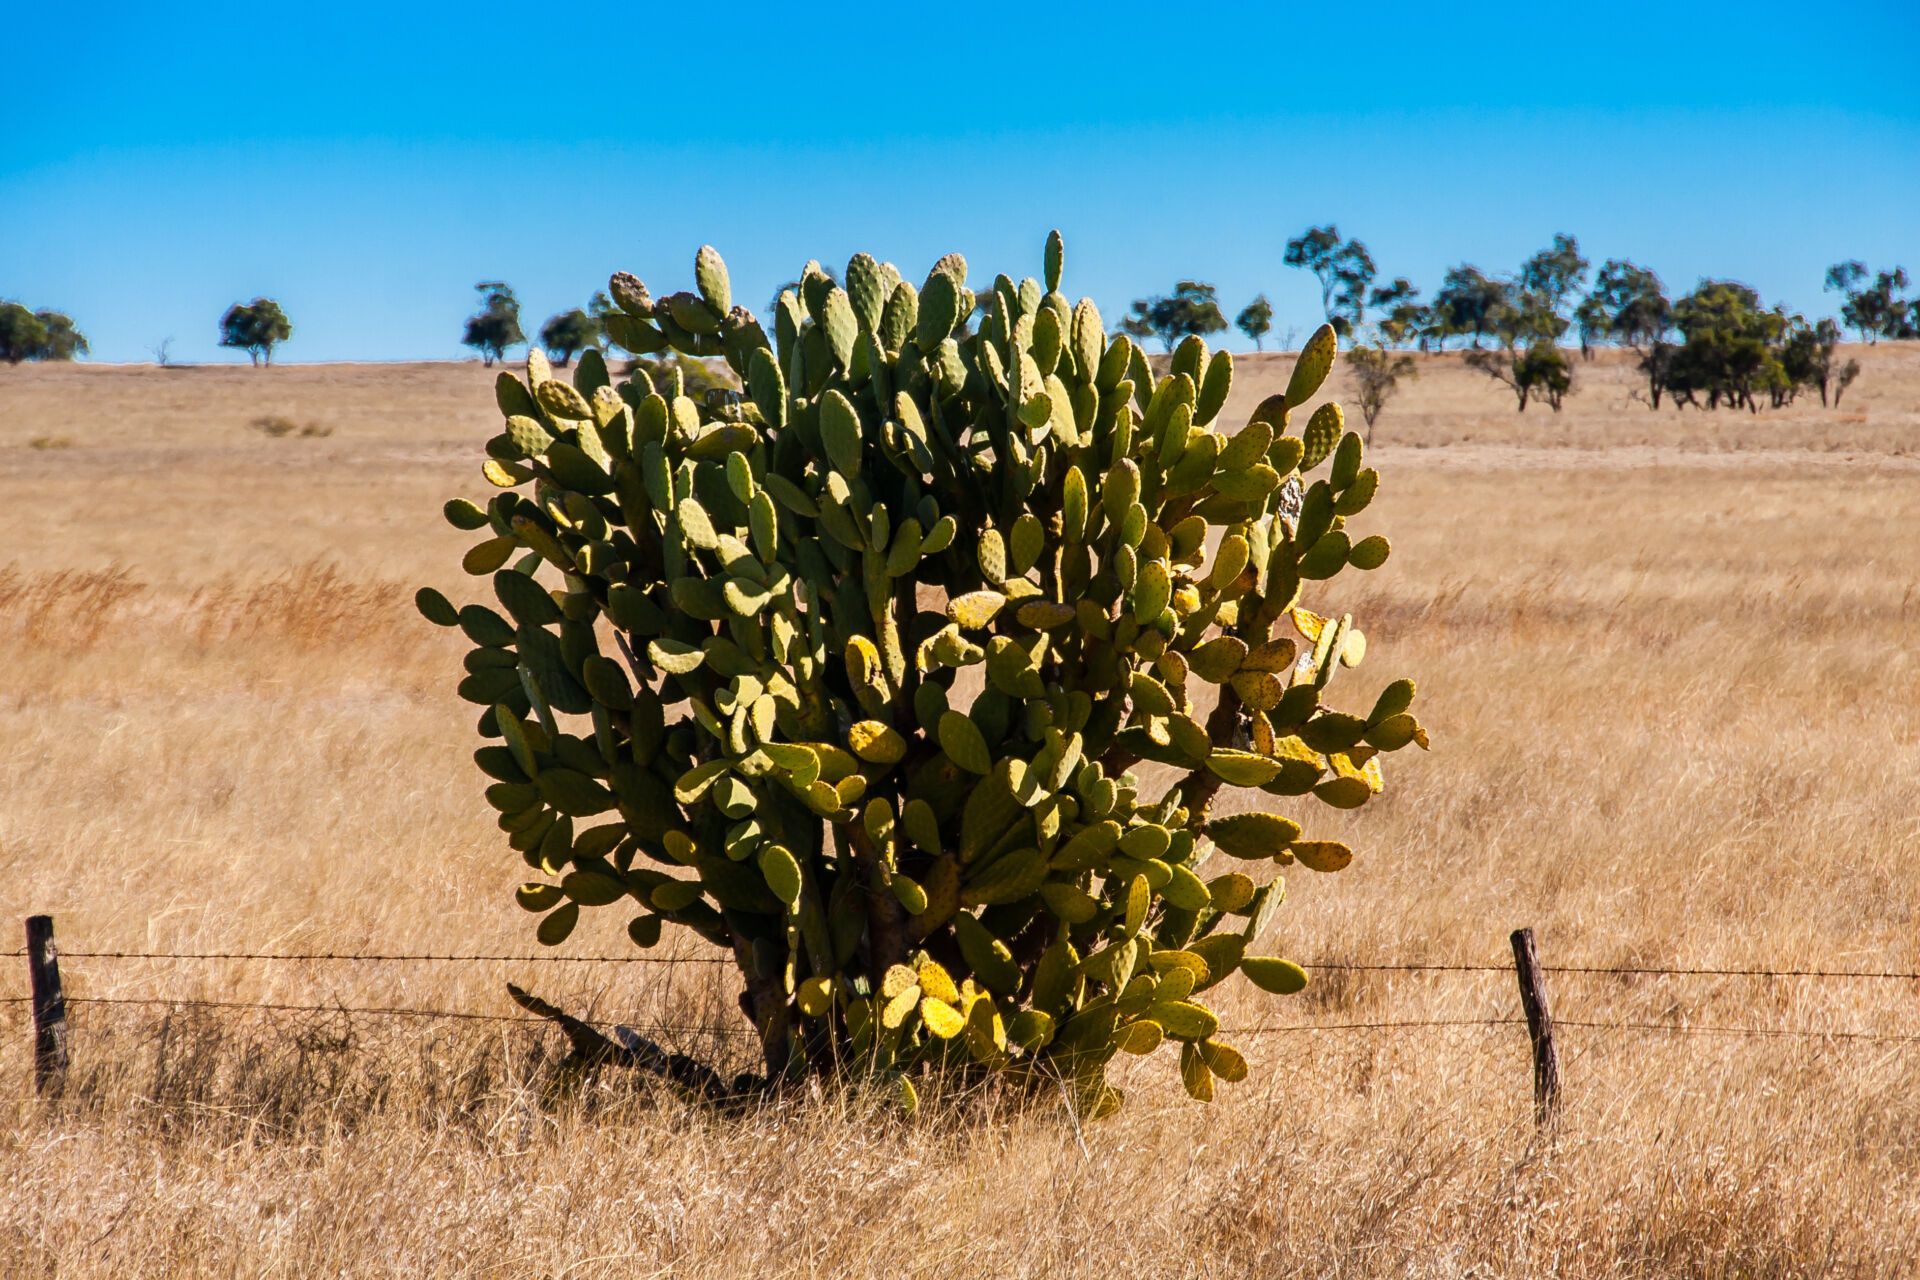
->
[[4, 1, 1915, 363]]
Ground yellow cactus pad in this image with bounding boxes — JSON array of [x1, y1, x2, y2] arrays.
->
[[919, 997, 966, 1039]]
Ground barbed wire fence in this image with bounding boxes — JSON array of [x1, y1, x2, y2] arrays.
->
[[12, 916, 1918, 1114]]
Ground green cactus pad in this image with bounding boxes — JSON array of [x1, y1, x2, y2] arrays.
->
[[1300, 403, 1344, 473], [1348, 534, 1392, 570], [938, 711, 993, 775], [963, 847, 1047, 906], [1205, 812, 1303, 860], [694, 246, 731, 315], [1285, 325, 1338, 407], [1241, 956, 1309, 994], [415, 587, 460, 628]]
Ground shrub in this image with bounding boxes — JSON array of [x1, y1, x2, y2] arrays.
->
[[1345, 342, 1418, 440], [417, 235, 1429, 1115]]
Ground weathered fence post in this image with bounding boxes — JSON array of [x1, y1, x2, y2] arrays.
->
[[26, 915, 69, 1097], [1510, 926, 1560, 1126]]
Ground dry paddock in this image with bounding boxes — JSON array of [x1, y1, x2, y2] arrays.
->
[[1, 344, 1918, 1277]]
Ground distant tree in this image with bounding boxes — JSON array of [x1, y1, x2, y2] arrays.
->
[[1778, 316, 1856, 408], [34, 311, 88, 360], [1518, 233, 1590, 321], [1827, 264, 1914, 343], [1776, 317, 1822, 408], [0, 303, 49, 364], [1572, 294, 1610, 359], [1344, 342, 1418, 441], [1872, 268, 1914, 339], [1123, 281, 1228, 352], [1824, 261, 1867, 294], [539, 308, 601, 367], [1285, 225, 1376, 338], [1235, 294, 1273, 351], [1658, 280, 1789, 411], [1490, 290, 1569, 347], [587, 289, 615, 334], [1463, 292, 1574, 412], [1326, 241, 1376, 337], [1635, 342, 1676, 410], [1588, 259, 1672, 400], [219, 298, 293, 366], [1283, 226, 1342, 313], [1824, 261, 1870, 341], [1474, 235, 1583, 358], [463, 281, 524, 368], [1465, 342, 1572, 412], [0, 304, 90, 363], [1598, 262, 1671, 347], [1368, 277, 1416, 313], [1367, 277, 1428, 348], [1430, 265, 1508, 348]]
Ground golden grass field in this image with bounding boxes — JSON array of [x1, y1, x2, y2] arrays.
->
[[2, 343, 1918, 1277]]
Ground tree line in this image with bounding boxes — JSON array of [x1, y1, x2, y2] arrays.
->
[[4, 245, 1910, 393], [1121, 228, 1909, 419]]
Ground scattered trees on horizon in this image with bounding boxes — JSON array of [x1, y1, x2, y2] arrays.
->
[[218, 298, 292, 366], [0, 302, 88, 363], [1247, 227, 1899, 414], [1120, 280, 1227, 351], [463, 282, 524, 367], [1107, 228, 1895, 418], [8, 244, 1905, 387]]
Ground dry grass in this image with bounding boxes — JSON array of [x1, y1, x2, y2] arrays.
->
[[2, 348, 1919, 1277]]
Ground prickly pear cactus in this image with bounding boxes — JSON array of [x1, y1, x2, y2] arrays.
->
[[417, 235, 1428, 1116]]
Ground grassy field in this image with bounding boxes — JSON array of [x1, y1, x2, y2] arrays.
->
[[2, 344, 1918, 1277]]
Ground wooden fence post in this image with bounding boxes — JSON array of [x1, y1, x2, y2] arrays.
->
[[1510, 926, 1560, 1126], [26, 915, 69, 1097]]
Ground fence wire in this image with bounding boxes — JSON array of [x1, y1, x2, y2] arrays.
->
[[10, 932, 1917, 1053], [12, 948, 1918, 982], [8, 997, 1917, 1047], [6, 949, 729, 965]]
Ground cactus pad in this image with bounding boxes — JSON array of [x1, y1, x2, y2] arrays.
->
[[425, 232, 1426, 1115]]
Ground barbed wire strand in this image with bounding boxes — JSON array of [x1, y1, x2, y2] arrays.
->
[[4, 950, 729, 965], [11, 997, 1914, 1046], [9, 950, 1917, 981], [1227, 1017, 1525, 1034], [1554, 1018, 1920, 1044], [1296, 962, 1920, 980], [42, 995, 750, 1037]]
